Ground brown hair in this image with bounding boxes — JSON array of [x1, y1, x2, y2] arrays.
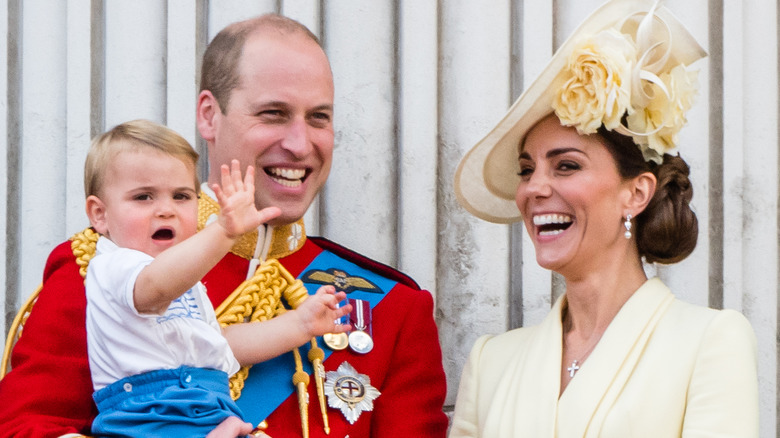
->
[[597, 127, 698, 264], [84, 119, 199, 198], [200, 14, 321, 114]]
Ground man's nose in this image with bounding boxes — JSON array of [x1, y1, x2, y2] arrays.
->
[[280, 118, 312, 158]]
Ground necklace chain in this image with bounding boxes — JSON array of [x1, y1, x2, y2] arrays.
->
[[563, 303, 603, 379]]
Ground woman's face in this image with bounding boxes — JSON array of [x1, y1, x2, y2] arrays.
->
[[515, 114, 633, 276]]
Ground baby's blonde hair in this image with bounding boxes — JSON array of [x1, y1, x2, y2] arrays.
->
[[84, 119, 199, 198]]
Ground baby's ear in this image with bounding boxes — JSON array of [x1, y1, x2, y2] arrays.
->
[[85, 195, 109, 235]]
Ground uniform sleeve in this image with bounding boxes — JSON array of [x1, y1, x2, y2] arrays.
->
[[448, 334, 491, 438], [682, 309, 759, 437], [370, 289, 449, 437], [0, 242, 97, 438]]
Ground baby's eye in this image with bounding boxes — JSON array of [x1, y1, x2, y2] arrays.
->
[[173, 192, 192, 201], [133, 194, 152, 201]]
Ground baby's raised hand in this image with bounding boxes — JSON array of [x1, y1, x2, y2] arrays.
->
[[212, 160, 281, 238], [297, 286, 352, 338]]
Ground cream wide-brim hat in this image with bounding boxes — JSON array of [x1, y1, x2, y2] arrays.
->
[[453, 0, 706, 224]]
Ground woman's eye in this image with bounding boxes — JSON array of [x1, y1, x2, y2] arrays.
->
[[517, 165, 534, 179], [557, 161, 581, 172]]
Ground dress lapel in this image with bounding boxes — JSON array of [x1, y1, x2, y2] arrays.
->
[[557, 278, 673, 437], [483, 297, 564, 437]]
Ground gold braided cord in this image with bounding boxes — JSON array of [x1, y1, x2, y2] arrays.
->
[[215, 258, 311, 400], [71, 228, 100, 281]]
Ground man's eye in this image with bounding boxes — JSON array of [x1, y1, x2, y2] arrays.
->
[[309, 112, 332, 127]]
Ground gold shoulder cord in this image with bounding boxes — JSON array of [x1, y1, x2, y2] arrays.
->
[[70, 228, 327, 437]]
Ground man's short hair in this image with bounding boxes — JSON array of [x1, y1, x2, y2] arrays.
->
[[199, 14, 322, 114], [84, 119, 199, 198]]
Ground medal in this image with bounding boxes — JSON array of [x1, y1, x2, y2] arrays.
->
[[348, 299, 373, 354], [348, 330, 373, 354], [323, 332, 349, 350], [324, 361, 381, 424], [323, 298, 350, 351]]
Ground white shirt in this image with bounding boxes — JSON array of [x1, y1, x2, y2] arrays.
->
[[86, 237, 240, 390]]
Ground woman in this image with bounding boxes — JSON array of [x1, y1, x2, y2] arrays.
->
[[450, 0, 759, 437]]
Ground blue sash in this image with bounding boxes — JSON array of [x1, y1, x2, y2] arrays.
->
[[234, 249, 396, 425]]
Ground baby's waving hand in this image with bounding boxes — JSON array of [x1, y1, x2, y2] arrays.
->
[[296, 286, 353, 338], [212, 159, 281, 238]]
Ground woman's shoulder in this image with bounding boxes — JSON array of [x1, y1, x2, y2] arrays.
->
[[668, 297, 753, 331], [469, 325, 541, 360], [659, 297, 756, 354]]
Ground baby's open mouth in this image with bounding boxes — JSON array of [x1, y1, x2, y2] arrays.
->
[[152, 228, 174, 240]]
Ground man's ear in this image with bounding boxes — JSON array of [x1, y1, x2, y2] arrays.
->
[[196, 90, 219, 142], [85, 195, 109, 235], [624, 171, 657, 215]]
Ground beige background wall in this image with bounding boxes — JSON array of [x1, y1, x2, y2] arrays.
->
[[1, 0, 777, 436]]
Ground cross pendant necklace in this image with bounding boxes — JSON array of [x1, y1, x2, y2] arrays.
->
[[567, 360, 581, 377]]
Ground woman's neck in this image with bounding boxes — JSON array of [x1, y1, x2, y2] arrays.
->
[[558, 254, 647, 396]]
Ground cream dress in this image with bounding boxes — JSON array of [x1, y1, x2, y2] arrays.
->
[[449, 278, 758, 438]]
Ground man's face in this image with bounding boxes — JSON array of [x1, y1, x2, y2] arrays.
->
[[200, 30, 334, 226]]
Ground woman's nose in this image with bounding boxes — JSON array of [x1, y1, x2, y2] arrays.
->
[[523, 171, 553, 198]]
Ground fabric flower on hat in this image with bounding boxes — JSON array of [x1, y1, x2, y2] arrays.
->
[[552, 16, 700, 164], [627, 64, 699, 162], [554, 29, 637, 134]]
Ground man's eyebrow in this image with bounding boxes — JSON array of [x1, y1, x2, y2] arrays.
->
[[310, 104, 334, 113]]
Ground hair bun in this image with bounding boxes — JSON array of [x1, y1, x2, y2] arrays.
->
[[635, 155, 698, 264]]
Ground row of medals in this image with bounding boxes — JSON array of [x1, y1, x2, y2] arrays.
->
[[322, 299, 373, 354]]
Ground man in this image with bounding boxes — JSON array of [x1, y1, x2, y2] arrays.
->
[[0, 14, 448, 437]]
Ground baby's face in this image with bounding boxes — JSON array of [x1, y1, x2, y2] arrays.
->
[[96, 148, 199, 257]]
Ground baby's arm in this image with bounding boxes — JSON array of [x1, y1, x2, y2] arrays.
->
[[134, 160, 280, 314], [223, 286, 352, 366]]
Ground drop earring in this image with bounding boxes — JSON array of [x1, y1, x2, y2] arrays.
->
[[624, 214, 632, 239]]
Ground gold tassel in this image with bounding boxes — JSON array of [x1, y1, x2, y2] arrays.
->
[[292, 347, 310, 438], [308, 339, 330, 434]]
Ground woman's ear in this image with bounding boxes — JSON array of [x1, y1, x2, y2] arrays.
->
[[624, 171, 657, 215], [86, 195, 109, 235]]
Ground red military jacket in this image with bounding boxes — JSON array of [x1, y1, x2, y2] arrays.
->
[[0, 202, 447, 437]]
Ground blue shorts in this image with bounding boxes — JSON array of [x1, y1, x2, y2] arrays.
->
[[91, 366, 245, 437]]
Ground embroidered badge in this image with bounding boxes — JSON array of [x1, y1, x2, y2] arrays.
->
[[287, 223, 303, 251], [301, 269, 382, 294], [324, 362, 380, 424]]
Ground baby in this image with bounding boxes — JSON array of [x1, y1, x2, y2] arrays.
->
[[83, 119, 350, 437]]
